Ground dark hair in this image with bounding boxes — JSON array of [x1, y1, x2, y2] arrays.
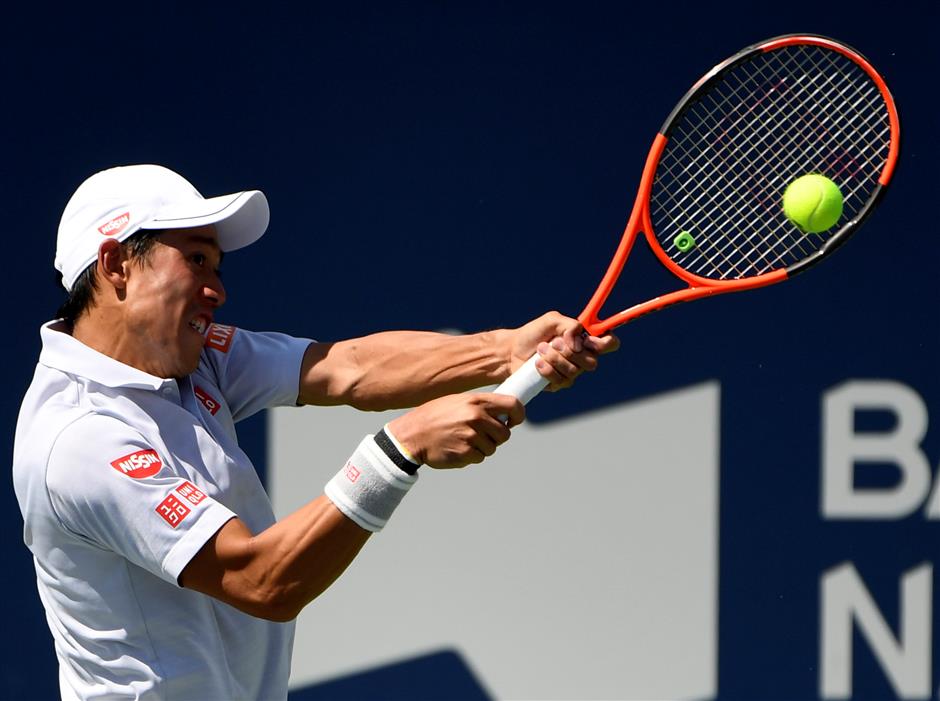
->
[[55, 229, 163, 323]]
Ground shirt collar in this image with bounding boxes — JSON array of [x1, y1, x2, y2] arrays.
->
[[38, 319, 173, 391]]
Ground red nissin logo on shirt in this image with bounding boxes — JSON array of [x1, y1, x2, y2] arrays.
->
[[110, 449, 163, 478]]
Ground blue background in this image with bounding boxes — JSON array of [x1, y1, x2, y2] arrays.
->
[[3, 3, 937, 699]]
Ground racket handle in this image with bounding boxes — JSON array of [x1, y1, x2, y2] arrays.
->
[[493, 353, 549, 406]]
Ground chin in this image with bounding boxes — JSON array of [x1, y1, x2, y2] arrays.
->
[[176, 333, 206, 377], [170, 350, 203, 379], [177, 358, 201, 379]]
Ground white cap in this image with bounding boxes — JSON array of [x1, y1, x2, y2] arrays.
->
[[55, 164, 270, 290]]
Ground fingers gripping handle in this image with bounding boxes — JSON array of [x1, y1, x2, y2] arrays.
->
[[494, 353, 550, 406]]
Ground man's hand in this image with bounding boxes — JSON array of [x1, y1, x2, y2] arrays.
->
[[388, 393, 525, 469], [510, 311, 620, 391]]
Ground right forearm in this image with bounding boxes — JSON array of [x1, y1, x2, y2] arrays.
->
[[297, 330, 513, 410]]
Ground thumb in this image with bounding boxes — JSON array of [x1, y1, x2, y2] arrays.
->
[[484, 393, 526, 428]]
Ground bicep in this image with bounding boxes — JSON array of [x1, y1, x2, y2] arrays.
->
[[297, 341, 360, 406]]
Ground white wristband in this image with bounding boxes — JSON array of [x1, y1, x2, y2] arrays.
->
[[325, 434, 419, 532]]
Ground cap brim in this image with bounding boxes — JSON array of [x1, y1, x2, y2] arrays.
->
[[145, 190, 269, 251]]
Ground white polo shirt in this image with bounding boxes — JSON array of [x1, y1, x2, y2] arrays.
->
[[13, 320, 312, 701]]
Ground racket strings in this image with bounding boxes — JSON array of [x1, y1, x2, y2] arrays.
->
[[661, 47, 885, 273], [661, 48, 883, 276], [649, 44, 892, 280], [661, 47, 889, 277], [669, 51, 879, 273], [727, 51, 888, 265]]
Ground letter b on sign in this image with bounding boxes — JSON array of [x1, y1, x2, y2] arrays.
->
[[822, 381, 930, 519]]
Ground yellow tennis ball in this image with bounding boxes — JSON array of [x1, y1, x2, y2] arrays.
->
[[782, 174, 844, 234]]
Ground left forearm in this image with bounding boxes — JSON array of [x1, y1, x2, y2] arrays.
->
[[298, 329, 513, 410]]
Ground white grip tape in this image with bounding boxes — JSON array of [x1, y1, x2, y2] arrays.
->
[[325, 435, 418, 532], [493, 353, 550, 406]]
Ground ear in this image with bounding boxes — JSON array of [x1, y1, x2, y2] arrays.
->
[[97, 239, 130, 290]]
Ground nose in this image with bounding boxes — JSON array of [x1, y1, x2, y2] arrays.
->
[[202, 275, 226, 308]]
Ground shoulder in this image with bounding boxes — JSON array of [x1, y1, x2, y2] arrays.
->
[[197, 323, 240, 383], [46, 414, 161, 493], [53, 412, 147, 450], [198, 323, 314, 385], [203, 323, 239, 355], [201, 323, 314, 361]]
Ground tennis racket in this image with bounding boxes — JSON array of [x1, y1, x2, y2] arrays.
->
[[496, 33, 900, 405]]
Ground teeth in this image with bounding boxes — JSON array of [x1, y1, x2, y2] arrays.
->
[[189, 318, 207, 335]]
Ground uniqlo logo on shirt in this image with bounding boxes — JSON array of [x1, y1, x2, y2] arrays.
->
[[343, 461, 361, 483], [156, 494, 191, 528], [205, 323, 236, 353], [194, 385, 221, 415], [110, 449, 163, 478], [175, 481, 207, 506]]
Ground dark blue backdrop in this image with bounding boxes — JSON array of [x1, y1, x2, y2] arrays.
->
[[3, 3, 937, 699]]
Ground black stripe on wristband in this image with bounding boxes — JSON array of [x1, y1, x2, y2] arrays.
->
[[375, 428, 420, 475]]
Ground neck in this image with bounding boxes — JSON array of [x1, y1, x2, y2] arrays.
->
[[72, 306, 137, 369]]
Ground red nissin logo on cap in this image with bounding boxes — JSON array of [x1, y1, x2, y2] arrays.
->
[[98, 212, 131, 237], [110, 449, 163, 478]]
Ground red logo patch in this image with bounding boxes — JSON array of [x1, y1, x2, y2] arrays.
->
[[110, 449, 163, 478], [194, 385, 221, 415], [156, 493, 190, 528], [98, 212, 130, 237], [175, 481, 207, 506], [205, 324, 236, 353], [343, 461, 361, 483]]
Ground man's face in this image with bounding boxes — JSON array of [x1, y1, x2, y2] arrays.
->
[[123, 225, 226, 378]]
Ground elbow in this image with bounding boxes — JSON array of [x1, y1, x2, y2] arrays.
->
[[329, 365, 399, 411], [248, 576, 338, 622], [347, 396, 397, 413], [301, 376, 389, 412], [340, 380, 394, 412], [242, 596, 299, 623], [257, 603, 301, 624], [248, 583, 308, 623]]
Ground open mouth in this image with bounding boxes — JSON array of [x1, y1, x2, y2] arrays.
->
[[189, 317, 209, 336]]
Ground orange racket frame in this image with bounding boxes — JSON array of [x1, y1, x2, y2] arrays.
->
[[495, 33, 900, 406], [578, 34, 900, 336]]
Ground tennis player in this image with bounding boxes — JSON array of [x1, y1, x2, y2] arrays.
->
[[13, 165, 617, 700]]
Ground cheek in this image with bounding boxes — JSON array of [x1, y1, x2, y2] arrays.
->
[[131, 279, 191, 318], [153, 273, 194, 300]]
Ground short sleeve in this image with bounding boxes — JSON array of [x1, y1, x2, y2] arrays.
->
[[45, 414, 236, 585], [199, 324, 313, 422]]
